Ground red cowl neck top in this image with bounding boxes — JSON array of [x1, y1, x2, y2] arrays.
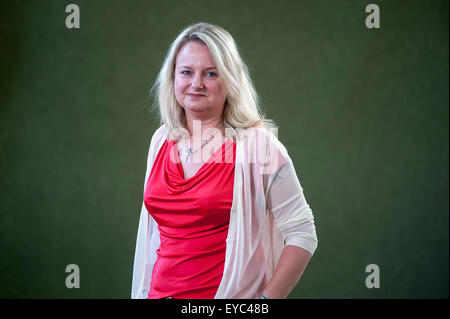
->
[[144, 137, 236, 299]]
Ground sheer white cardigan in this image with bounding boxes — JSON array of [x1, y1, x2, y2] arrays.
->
[[131, 124, 318, 299]]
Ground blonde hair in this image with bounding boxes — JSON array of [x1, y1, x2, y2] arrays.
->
[[150, 22, 277, 133]]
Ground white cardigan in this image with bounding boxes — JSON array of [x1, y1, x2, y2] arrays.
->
[[131, 124, 318, 299]]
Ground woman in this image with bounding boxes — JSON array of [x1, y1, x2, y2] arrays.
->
[[132, 22, 318, 299]]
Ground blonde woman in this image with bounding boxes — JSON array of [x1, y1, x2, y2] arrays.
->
[[132, 22, 318, 299]]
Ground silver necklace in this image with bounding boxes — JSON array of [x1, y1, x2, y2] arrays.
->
[[183, 123, 224, 162]]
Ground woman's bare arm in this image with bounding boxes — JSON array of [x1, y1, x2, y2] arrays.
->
[[261, 245, 312, 299]]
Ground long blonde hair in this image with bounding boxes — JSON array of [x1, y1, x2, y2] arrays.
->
[[150, 22, 277, 133]]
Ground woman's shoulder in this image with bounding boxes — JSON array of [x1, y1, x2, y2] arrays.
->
[[238, 125, 292, 173], [149, 124, 168, 144], [146, 124, 168, 156], [235, 125, 276, 140], [241, 125, 286, 152], [154, 124, 168, 137]]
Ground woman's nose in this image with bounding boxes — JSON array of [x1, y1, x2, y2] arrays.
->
[[191, 73, 203, 88]]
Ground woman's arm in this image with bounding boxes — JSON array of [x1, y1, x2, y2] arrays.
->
[[261, 245, 312, 299], [259, 129, 318, 299], [262, 158, 318, 298]]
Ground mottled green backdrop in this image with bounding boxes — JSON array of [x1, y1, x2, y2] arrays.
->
[[0, 0, 448, 298]]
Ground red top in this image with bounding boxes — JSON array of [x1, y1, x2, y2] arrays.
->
[[144, 137, 236, 299]]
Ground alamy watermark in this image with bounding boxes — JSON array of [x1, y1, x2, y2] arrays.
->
[[64, 4, 380, 30], [365, 264, 380, 289], [365, 4, 380, 29], [167, 120, 281, 175], [65, 264, 80, 288], [65, 4, 80, 29]]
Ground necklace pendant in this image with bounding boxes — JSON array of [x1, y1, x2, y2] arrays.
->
[[185, 148, 195, 162]]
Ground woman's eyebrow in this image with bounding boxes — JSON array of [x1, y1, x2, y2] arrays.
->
[[176, 65, 217, 70]]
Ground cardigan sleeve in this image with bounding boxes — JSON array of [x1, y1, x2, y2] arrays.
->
[[131, 125, 166, 298], [263, 132, 318, 255]]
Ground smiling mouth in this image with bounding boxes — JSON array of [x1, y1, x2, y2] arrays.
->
[[188, 93, 205, 98]]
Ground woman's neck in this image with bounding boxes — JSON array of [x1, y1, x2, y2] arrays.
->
[[185, 117, 224, 140]]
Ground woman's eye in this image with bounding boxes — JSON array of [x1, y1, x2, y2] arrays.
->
[[181, 70, 191, 75], [206, 71, 217, 77]]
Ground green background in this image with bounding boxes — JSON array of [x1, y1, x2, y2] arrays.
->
[[0, 0, 448, 298]]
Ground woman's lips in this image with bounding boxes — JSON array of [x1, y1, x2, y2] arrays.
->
[[188, 93, 205, 98]]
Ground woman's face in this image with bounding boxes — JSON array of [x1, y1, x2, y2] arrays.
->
[[174, 41, 227, 121]]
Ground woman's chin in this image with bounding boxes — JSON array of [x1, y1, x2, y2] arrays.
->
[[185, 104, 209, 113]]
